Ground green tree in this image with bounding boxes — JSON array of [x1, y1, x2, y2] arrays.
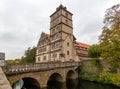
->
[[5, 59, 21, 65], [88, 44, 100, 58], [99, 4, 120, 68], [21, 46, 37, 63]]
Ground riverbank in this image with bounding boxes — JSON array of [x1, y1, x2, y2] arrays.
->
[[79, 59, 120, 87]]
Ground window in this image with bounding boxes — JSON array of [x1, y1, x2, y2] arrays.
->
[[57, 19, 59, 23], [53, 22, 54, 26], [58, 33, 61, 38], [55, 42, 60, 48], [51, 44, 55, 49], [53, 53, 57, 58], [56, 33, 58, 39], [66, 20, 68, 24], [38, 48, 43, 53], [52, 29, 55, 33], [67, 51, 69, 55], [66, 13, 68, 17], [38, 57, 40, 61], [57, 27, 59, 31], [43, 56, 46, 61], [51, 35, 55, 40], [57, 12, 59, 16], [43, 47, 46, 51], [67, 42, 69, 47], [55, 53, 57, 58]]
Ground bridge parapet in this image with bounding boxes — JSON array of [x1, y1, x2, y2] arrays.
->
[[2, 62, 80, 75]]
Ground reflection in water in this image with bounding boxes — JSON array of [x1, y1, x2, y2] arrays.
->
[[13, 79, 24, 89], [78, 79, 120, 89], [13, 78, 120, 89], [47, 80, 63, 89], [47, 73, 63, 89], [46, 78, 120, 89], [12, 77, 40, 89], [66, 79, 78, 89]]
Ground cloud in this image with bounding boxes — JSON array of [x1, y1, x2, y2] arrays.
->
[[0, 0, 120, 59]]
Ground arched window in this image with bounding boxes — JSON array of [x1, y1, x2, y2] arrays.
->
[[67, 51, 69, 55]]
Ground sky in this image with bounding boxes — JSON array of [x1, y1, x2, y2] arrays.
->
[[0, 0, 120, 60]]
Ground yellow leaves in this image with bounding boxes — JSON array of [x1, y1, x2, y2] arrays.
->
[[99, 71, 120, 86], [111, 73, 120, 86], [99, 4, 120, 68]]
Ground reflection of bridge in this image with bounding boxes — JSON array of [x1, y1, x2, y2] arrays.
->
[[2, 62, 80, 88]]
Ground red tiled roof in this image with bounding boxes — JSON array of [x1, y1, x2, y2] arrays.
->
[[75, 42, 90, 49]]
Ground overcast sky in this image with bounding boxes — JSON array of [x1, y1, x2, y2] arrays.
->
[[0, 0, 120, 59]]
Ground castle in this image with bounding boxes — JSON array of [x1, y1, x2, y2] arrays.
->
[[36, 5, 90, 63]]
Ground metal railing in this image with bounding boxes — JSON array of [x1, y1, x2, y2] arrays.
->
[[2, 62, 80, 75]]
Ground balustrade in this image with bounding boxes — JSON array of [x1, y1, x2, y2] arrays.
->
[[2, 62, 80, 75]]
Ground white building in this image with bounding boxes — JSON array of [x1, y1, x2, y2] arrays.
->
[[0, 52, 5, 66]]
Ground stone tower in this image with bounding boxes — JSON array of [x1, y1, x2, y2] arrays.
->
[[49, 4, 76, 62], [36, 5, 90, 63]]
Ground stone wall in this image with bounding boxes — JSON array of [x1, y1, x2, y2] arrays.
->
[[0, 67, 12, 89]]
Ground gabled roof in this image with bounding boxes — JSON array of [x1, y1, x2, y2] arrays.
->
[[73, 35, 76, 41], [44, 33, 50, 40], [75, 42, 90, 49], [37, 32, 50, 46], [41, 32, 50, 40]]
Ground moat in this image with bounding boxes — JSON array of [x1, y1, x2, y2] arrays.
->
[[46, 79, 120, 89], [13, 78, 120, 89]]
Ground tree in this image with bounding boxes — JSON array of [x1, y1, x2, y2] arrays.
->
[[21, 46, 37, 63], [99, 4, 120, 68], [5, 59, 21, 64], [88, 44, 100, 59]]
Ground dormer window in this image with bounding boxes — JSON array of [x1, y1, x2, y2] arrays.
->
[[66, 13, 68, 17]]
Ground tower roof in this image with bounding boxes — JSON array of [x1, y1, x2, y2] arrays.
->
[[56, 4, 67, 10], [50, 4, 73, 17]]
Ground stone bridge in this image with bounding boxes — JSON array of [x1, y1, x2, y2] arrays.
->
[[2, 62, 80, 89]]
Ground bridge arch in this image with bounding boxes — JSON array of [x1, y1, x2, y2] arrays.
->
[[67, 70, 75, 79], [47, 72, 63, 89], [12, 77, 40, 89], [66, 70, 78, 79], [66, 70, 78, 89]]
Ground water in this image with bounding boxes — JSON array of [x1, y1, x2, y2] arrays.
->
[[13, 78, 120, 89], [46, 78, 120, 89], [77, 79, 120, 89], [12, 79, 24, 89]]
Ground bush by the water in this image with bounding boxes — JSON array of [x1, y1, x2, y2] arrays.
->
[[79, 60, 120, 87], [98, 69, 120, 86]]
